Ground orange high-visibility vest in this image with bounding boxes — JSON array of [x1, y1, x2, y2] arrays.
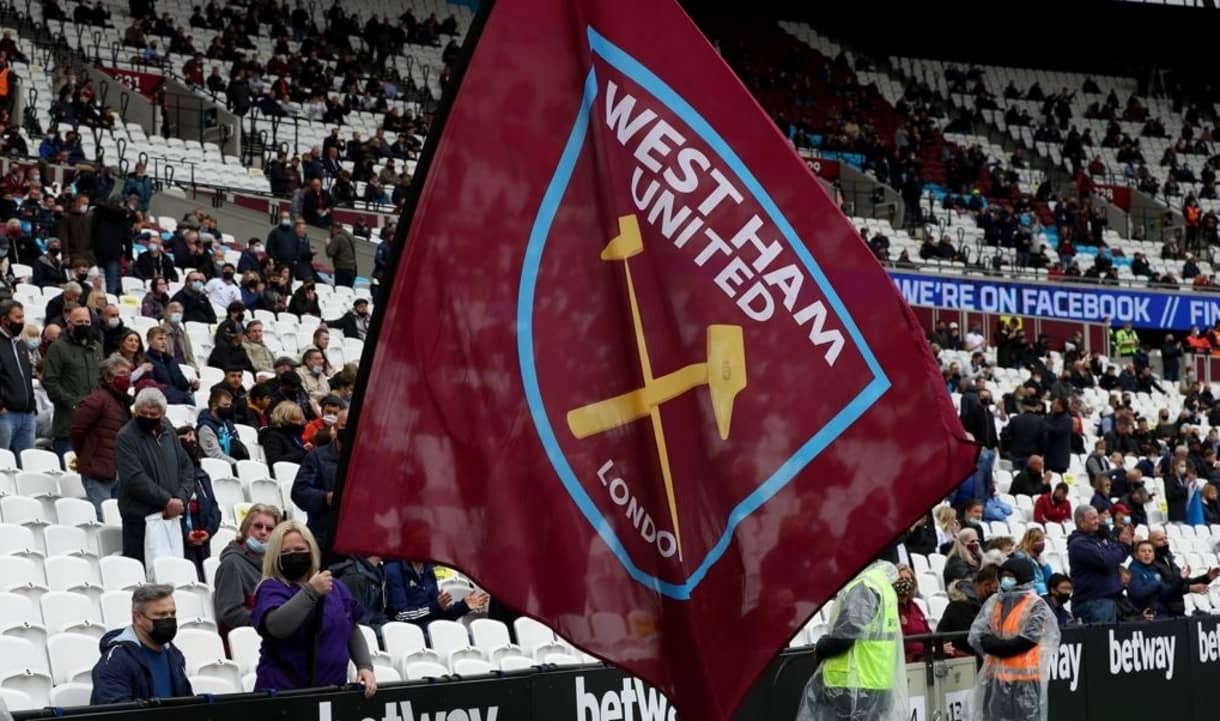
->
[[0, 68, 12, 97], [988, 593, 1041, 682]]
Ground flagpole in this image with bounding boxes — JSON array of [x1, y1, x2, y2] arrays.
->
[[324, 0, 498, 565]]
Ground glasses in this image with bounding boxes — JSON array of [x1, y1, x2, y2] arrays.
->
[[251, 523, 275, 531]]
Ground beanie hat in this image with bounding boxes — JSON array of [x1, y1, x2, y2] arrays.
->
[[1000, 557, 1035, 586]]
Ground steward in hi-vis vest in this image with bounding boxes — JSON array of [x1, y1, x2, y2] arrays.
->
[[969, 557, 1061, 721], [796, 561, 906, 721]]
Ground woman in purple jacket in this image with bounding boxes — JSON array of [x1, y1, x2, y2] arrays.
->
[[251, 520, 377, 696]]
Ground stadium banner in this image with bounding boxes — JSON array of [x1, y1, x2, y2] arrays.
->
[[803, 157, 840, 181], [1048, 626, 1088, 720], [1093, 183, 1133, 211], [331, 0, 976, 718], [96, 66, 165, 100], [890, 270, 1220, 330]]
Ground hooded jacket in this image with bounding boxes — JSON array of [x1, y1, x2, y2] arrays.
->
[[1066, 529, 1129, 604], [89, 625, 193, 704], [213, 540, 263, 635]]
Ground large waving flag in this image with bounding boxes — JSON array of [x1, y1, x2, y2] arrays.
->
[[333, 0, 977, 717]]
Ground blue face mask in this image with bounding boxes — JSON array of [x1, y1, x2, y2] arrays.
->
[[191, 280, 204, 292], [160, 231, 172, 242], [245, 536, 265, 554], [18, 220, 30, 234], [1000, 577, 1017, 592]]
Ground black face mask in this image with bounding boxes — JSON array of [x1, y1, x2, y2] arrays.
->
[[47, 248, 60, 256], [1055, 591, 1072, 604], [136, 415, 162, 433], [71, 324, 92, 342], [223, 271, 234, 281], [1155, 545, 1170, 558], [216, 406, 233, 420], [5, 320, 22, 337], [147, 617, 177, 645], [280, 551, 312, 580], [74, 272, 88, 282]]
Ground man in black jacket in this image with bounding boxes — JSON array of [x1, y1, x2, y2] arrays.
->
[[0, 300, 35, 455], [92, 201, 133, 295], [132, 237, 179, 281], [171, 270, 217, 324], [1001, 400, 1043, 472], [32, 238, 68, 288], [326, 298, 370, 340]]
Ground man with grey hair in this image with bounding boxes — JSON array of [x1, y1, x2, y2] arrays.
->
[[158, 301, 197, 368], [116, 388, 194, 564], [90, 583, 193, 703], [171, 269, 217, 324], [44, 279, 82, 326], [1066, 503, 1132, 625]]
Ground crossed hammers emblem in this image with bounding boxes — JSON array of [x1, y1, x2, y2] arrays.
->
[[566, 215, 748, 561]]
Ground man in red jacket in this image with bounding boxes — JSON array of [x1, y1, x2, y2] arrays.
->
[[1033, 482, 1072, 524], [69, 355, 133, 519]]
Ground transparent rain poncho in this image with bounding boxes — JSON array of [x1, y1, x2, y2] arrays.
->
[[967, 585, 1060, 721], [795, 561, 908, 721]]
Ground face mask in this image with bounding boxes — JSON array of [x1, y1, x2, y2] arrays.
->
[[251, 244, 263, 253], [1155, 545, 1170, 557], [24, 337, 39, 350], [74, 272, 88, 282], [892, 579, 915, 597], [136, 415, 161, 433], [146, 617, 177, 645], [246, 536, 265, 554], [322, 414, 338, 426], [216, 406, 232, 419], [223, 271, 234, 281], [280, 218, 291, 227], [148, 245, 160, 255], [47, 248, 60, 256], [1121, 515, 1131, 524], [310, 364, 323, 376], [279, 551, 311, 580], [1032, 542, 1045, 554], [4, 320, 22, 337], [170, 312, 183, 325], [1104, 518, 1114, 528], [356, 309, 368, 318], [111, 375, 130, 393], [160, 231, 172, 241], [191, 280, 204, 292], [71, 324, 91, 342], [105, 317, 120, 329], [1000, 577, 1017, 592], [1055, 591, 1072, 604]]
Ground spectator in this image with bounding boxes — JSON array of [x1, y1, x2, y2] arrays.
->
[[92, 201, 133, 295], [1011, 528, 1053, 595], [327, 298, 370, 341], [261, 401, 310, 467], [251, 520, 376, 696], [266, 213, 299, 271], [960, 499, 987, 542], [208, 326, 255, 375], [1162, 333, 1182, 382], [325, 223, 356, 287], [242, 383, 273, 430], [288, 281, 321, 317], [1042, 573, 1074, 628], [937, 566, 998, 656], [58, 193, 94, 266], [943, 528, 983, 586], [173, 270, 217, 324], [1040, 396, 1073, 473], [999, 399, 1043, 470], [1009, 454, 1052, 496], [196, 387, 245, 465], [211, 367, 247, 411], [141, 277, 172, 320], [1090, 475, 1114, 514], [1164, 458, 1191, 522], [176, 425, 221, 581], [242, 321, 276, 374], [384, 559, 488, 627], [159, 303, 197, 368], [1147, 528, 1219, 616], [894, 566, 931, 662], [116, 388, 194, 564], [43, 306, 103, 456], [213, 503, 282, 638], [121, 163, 154, 211], [310, 328, 334, 375], [145, 327, 197, 405], [89, 584, 193, 704], [302, 396, 342, 446], [100, 304, 127, 357], [0, 300, 36, 455], [1067, 504, 1132, 624], [45, 278, 82, 328], [290, 410, 344, 551], [298, 348, 330, 417], [1034, 483, 1072, 524], [205, 264, 243, 309], [133, 237, 178, 282], [269, 360, 315, 422], [934, 506, 960, 553], [330, 555, 390, 638], [70, 355, 132, 519], [32, 238, 68, 288]]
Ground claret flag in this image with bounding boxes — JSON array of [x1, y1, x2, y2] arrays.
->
[[333, 0, 977, 717]]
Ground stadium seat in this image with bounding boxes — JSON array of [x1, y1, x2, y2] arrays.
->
[[47, 633, 99, 684], [0, 523, 45, 561], [381, 621, 441, 676], [371, 665, 401, 683], [543, 652, 583, 667], [57, 473, 86, 501], [427, 620, 472, 665], [16, 473, 60, 519], [100, 590, 133, 630], [190, 675, 238, 694], [19, 450, 61, 475], [100, 500, 121, 527], [203, 557, 221, 589], [174, 629, 241, 689], [172, 590, 217, 632], [45, 556, 103, 609], [41, 592, 103, 638], [356, 625, 392, 668], [498, 655, 535, 672], [0, 556, 48, 604], [211, 477, 246, 526], [226, 627, 261, 676], [0, 592, 47, 650], [0, 688, 34, 712], [272, 462, 300, 483], [404, 661, 448, 680], [201, 458, 236, 482], [2, 495, 54, 544], [513, 616, 556, 656], [54, 498, 104, 554], [100, 556, 146, 592], [48, 682, 92, 708], [236, 461, 272, 485], [248, 479, 282, 508], [153, 557, 205, 587], [453, 658, 493, 676], [44, 525, 95, 559]]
